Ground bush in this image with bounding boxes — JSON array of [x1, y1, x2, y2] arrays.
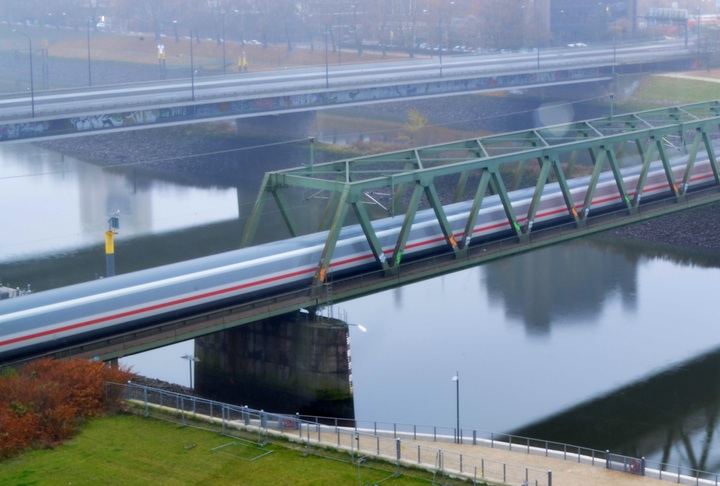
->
[[0, 358, 134, 459]]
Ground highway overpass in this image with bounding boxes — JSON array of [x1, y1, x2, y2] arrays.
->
[[0, 40, 694, 143]]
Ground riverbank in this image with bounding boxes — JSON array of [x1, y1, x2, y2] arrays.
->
[[602, 203, 720, 262]]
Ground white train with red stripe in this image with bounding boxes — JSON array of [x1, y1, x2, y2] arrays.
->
[[0, 156, 716, 362]]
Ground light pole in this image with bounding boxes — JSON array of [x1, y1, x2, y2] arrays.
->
[[324, 24, 330, 88], [451, 372, 460, 443], [13, 30, 35, 118], [181, 354, 200, 388], [221, 12, 226, 75], [534, 0, 540, 69], [438, 11, 443, 77], [86, 20, 92, 86], [448, 1, 454, 52], [697, 7, 702, 54], [190, 28, 196, 101]]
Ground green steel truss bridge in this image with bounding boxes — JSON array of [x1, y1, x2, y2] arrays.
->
[[34, 100, 720, 364], [243, 100, 720, 294]]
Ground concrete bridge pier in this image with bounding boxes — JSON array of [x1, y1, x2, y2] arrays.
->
[[194, 311, 355, 421], [234, 111, 317, 140]]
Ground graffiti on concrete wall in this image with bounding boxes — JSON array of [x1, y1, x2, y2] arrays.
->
[[0, 66, 611, 142]]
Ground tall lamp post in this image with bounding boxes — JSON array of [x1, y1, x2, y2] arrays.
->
[[534, 0, 540, 69], [181, 354, 200, 388], [13, 30, 35, 118], [438, 11, 443, 77], [190, 28, 196, 101], [451, 372, 460, 444], [324, 24, 330, 88], [86, 20, 92, 86], [697, 7, 702, 54], [221, 12, 227, 75]]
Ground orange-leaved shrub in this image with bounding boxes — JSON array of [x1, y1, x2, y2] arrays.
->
[[0, 358, 134, 459]]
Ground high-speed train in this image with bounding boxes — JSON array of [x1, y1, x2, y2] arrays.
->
[[0, 152, 717, 362]]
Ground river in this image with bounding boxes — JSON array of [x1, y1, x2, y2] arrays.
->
[[3, 100, 720, 472]]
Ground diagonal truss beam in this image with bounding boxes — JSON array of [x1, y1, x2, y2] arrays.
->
[[243, 101, 720, 279]]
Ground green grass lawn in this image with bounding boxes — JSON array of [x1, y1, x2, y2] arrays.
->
[[0, 414, 465, 486], [623, 73, 720, 109]]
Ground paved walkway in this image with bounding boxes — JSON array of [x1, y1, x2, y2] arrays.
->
[[657, 71, 720, 84], [284, 422, 674, 485], [400, 438, 667, 485]]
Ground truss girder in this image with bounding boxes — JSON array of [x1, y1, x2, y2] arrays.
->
[[680, 129, 702, 195], [242, 101, 720, 278], [701, 129, 720, 185], [241, 173, 272, 248], [461, 169, 493, 250], [392, 183, 425, 267], [525, 155, 579, 233], [581, 147, 609, 221], [313, 185, 352, 285], [423, 181, 460, 255]]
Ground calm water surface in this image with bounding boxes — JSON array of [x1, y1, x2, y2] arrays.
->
[[3, 129, 720, 471], [0, 144, 239, 263]]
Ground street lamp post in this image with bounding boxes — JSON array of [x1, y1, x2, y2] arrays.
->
[[181, 354, 200, 388], [86, 20, 92, 87], [451, 372, 460, 444], [697, 7, 702, 54], [438, 11, 443, 77], [448, 1, 455, 51], [324, 24, 330, 88], [190, 29, 196, 101], [13, 30, 35, 118], [221, 12, 226, 75], [534, 0, 540, 69], [346, 323, 368, 332], [612, 29, 617, 76]]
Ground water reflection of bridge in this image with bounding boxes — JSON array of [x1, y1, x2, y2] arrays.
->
[[513, 345, 720, 473]]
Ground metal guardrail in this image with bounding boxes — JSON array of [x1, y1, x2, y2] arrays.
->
[[117, 382, 720, 486], [330, 419, 720, 485], [116, 382, 720, 486], [117, 382, 550, 486]]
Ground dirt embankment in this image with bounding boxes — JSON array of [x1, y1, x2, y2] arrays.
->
[[604, 203, 720, 253]]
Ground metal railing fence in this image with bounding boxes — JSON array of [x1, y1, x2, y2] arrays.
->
[[115, 382, 550, 486], [115, 382, 720, 486]]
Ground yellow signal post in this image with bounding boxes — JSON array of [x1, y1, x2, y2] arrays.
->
[[105, 215, 119, 277]]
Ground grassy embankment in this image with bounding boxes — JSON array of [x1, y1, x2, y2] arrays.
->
[[0, 414, 469, 485], [621, 72, 720, 110]]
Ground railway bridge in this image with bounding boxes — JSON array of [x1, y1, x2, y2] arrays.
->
[[7, 99, 720, 366]]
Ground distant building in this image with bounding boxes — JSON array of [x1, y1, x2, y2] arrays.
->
[[550, 0, 636, 43]]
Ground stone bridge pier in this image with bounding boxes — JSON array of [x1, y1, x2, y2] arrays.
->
[[194, 311, 355, 421]]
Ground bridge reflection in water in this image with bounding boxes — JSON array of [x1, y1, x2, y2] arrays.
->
[[480, 228, 720, 472], [513, 344, 720, 473]]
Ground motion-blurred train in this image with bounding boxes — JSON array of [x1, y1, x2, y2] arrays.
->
[[1, 154, 716, 362]]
